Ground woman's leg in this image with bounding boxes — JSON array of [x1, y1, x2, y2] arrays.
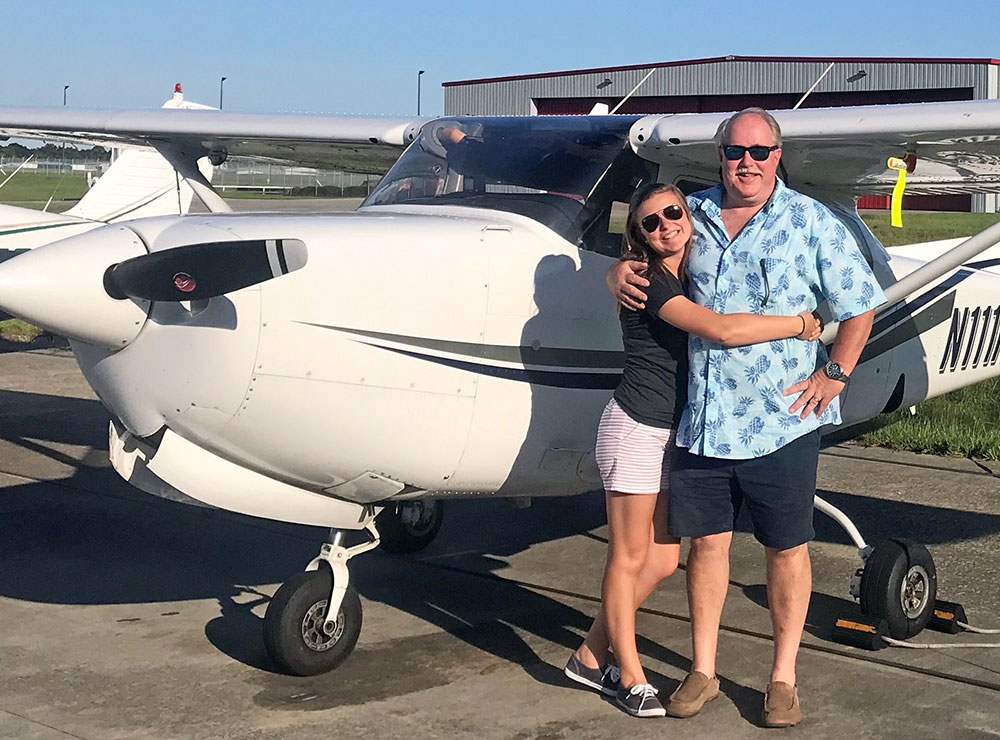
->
[[576, 489, 680, 670], [598, 490, 660, 688]]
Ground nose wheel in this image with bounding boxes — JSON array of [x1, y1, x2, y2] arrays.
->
[[263, 570, 363, 676], [263, 522, 380, 676]]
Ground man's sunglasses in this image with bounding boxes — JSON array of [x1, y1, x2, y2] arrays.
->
[[722, 144, 780, 161], [640, 204, 684, 233]]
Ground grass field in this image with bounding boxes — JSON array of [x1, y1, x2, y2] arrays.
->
[[0, 171, 87, 202], [861, 210, 1000, 247]]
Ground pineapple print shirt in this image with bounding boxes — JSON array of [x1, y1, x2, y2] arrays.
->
[[676, 180, 886, 459]]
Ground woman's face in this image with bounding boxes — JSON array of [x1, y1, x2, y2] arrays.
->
[[635, 190, 691, 259]]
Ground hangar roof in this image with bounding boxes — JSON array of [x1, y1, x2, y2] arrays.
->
[[444, 55, 1000, 88]]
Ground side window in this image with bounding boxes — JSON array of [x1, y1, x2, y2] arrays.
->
[[578, 149, 657, 257], [609, 201, 629, 236]]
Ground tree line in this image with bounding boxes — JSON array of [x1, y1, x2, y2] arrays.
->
[[0, 142, 109, 161]]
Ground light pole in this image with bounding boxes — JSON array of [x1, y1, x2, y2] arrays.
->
[[63, 85, 69, 106], [219, 76, 227, 109], [417, 70, 425, 115]]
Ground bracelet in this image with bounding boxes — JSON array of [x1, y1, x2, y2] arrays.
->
[[799, 314, 806, 335]]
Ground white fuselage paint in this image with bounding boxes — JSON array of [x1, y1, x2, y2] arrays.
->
[[42, 206, 1000, 526]]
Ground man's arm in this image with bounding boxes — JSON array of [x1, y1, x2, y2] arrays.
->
[[606, 260, 651, 310], [783, 310, 874, 418]]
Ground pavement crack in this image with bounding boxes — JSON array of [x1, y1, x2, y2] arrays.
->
[[0, 707, 91, 739]]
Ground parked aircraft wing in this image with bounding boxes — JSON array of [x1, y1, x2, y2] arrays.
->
[[630, 99, 1000, 196], [0, 108, 429, 174]]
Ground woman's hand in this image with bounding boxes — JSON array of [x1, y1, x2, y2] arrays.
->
[[796, 311, 822, 341]]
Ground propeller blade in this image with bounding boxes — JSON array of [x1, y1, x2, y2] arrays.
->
[[105, 238, 307, 301]]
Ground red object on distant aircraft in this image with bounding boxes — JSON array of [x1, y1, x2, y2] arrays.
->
[[175, 83, 182, 93]]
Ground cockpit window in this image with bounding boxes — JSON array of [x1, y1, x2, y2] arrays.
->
[[363, 116, 655, 253]]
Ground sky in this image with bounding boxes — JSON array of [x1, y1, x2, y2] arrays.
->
[[2, 0, 999, 117]]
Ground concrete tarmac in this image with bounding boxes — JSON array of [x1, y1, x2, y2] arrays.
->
[[1, 347, 999, 739]]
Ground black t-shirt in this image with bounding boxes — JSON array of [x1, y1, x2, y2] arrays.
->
[[613, 268, 689, 429]]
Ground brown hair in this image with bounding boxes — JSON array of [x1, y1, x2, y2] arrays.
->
[[623, 183, 693, 278]]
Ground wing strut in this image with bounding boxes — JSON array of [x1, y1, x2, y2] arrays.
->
[[153, 144, 232, 214]]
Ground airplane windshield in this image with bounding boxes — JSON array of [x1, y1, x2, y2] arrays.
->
[[363, 116, 656, 252]]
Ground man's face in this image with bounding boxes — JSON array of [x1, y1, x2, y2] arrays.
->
[[719, 114, 781, 206]]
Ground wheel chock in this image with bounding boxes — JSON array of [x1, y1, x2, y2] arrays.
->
[[831, 614, 889, 650], [927, 599, 968, 634]]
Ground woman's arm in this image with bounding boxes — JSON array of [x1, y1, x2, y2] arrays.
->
[[658, 295, 819, 346]]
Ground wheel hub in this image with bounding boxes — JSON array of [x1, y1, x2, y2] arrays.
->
[[301, 600, 344, 651], [900, 564, 931, 619], [399, 502, 437, 536]]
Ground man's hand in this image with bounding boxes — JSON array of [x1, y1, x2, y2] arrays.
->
[[607, 260, 650, 310], [783, 369, 845, 419]]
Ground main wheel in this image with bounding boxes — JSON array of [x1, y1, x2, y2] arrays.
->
[[376, 500, 443, 554], [859, 539, 937, 640], [263, 570, 362, 676]]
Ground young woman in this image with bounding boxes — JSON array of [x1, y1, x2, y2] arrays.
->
[[564, 183, 820, 718]]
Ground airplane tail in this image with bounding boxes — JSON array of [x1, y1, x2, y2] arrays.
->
[[64, 147, 213, 222], [65, 84, 215, 222]]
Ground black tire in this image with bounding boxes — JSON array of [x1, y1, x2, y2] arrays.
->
[[859, 539, 937, 640], [376, 500, 444, 554], [263, 570, 362, 676]]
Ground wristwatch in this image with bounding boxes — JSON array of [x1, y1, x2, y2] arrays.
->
[[824, 361, 850, 383]]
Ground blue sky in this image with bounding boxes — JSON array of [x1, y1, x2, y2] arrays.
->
[[3, 0, 998, 116]]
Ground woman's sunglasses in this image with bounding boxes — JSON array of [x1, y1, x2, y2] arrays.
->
[[640, 204, 684, 233], [722, 144, 779, 161]]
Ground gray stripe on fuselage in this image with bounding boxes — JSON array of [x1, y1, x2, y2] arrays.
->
[[298, 322, 625, 369]]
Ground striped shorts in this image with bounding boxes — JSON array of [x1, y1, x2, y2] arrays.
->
[[595, 398, 677, 494]]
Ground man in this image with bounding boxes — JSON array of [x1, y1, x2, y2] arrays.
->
[[608, 108, 884, 727]]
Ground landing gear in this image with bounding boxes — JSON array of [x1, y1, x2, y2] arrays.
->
[[263, 523, 380, 676], [859, 539, 937, 639], [263, 570, 362, 676], [376, 500, 443, 554], [815, 495, 938, 641]]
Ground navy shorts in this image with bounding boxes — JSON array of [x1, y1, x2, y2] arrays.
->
[[667, 430, 820, 550]]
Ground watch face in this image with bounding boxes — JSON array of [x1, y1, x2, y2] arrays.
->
[[826, 361, 847, 380]]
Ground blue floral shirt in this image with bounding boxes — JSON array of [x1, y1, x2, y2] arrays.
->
[[676, 180, 886, 459]]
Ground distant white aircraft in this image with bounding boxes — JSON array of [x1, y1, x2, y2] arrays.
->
[[0, 99, 998, 674], [0, 84, 215, 256]]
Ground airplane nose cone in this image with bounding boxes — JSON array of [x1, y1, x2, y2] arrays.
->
[[0, 224, 150, 348]]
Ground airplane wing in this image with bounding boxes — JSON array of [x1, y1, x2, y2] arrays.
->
[[0, 108, 429, 174], [630, 99, 1000, 196]]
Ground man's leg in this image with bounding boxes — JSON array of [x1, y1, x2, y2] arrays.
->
[[765, 543, 811, 685], [687, 530, 733, 678]]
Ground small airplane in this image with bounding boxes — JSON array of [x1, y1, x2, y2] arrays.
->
[[0, 84, 216, 259], [0, 97, 999, 675]]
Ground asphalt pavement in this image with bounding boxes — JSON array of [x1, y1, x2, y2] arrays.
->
[[1, 346, 999, 739]]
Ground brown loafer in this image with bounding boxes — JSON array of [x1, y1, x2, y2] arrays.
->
[[665, 671, 720, 718], [761, 681, 802, 727]]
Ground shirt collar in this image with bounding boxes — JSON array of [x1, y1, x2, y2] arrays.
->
[[696, 178, 786, 219]]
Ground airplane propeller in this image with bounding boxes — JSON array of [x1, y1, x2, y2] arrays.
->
[[104, 238, 308, 302]]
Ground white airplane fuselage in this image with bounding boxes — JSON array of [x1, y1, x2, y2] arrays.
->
[[5, 204, 999, 529]]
